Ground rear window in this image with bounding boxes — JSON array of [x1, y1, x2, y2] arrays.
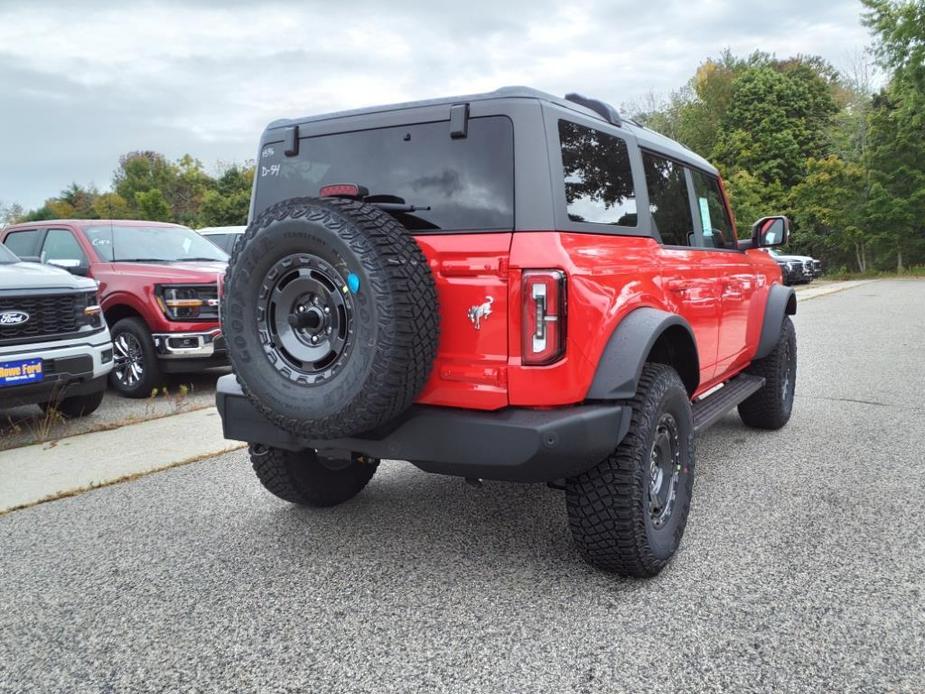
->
[[253, 116, 514, 232], [558, 120, 637, 227]]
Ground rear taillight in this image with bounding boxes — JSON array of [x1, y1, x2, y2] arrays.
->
[[522, 269, 566, 365]]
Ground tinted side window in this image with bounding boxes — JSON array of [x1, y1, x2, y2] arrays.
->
[[690, 169, 735, 249], [642, 152, 693, 247], [42, 229, 88, 263], [558, 120, 637, 226], [4, 229, 41, 257]]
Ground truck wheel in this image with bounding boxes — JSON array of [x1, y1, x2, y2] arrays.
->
[[738, 317, 796, 430], [109, 317, 162, 398], [566, 363, 695, 577], [222, 197, 439, 439], [250, 445, 379, 507], [43, 389, 105, 418]]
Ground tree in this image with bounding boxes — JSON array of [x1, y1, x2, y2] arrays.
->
[[790, 156, 869, 271], [198, 163, 254, 226], [862, 0, 925, 271], [134, 188, 171, 222], [0, 200, 24, 227], [724, 170, 786, 236], [113, 151, 175, 216], [92, 192, 132, 220], [712, 60, 838, 189]]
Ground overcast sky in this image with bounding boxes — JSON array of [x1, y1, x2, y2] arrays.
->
[[0, 0, 874, 211]]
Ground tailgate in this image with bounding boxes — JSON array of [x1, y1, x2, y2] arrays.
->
[[414, 233, 513, 410]]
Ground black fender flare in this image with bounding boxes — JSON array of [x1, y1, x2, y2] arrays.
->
[[755, 284, 797, 359], [586, 308, 699, 401]]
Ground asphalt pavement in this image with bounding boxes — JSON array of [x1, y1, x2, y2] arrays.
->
[[1, 280, 923, 693]]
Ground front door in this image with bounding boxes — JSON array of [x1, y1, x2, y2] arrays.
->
[[688, 169, 758, 377]]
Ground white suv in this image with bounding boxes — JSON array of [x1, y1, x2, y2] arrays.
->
[[0, 244, 113, 418]]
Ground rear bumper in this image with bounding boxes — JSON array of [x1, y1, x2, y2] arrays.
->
[[215, 375, 630, 483]]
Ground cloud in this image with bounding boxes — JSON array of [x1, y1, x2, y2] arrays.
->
[[0, 0, 872, 209]]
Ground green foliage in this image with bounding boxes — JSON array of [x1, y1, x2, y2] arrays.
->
[[14, 154, 254, 229], [198, 164, 254, 226], [630, 7, 925, 273], [861, 0, 925, 271], [134, 188, 172, 222]]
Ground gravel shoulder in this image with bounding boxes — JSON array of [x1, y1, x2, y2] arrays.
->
[[0, 368, 226, 451], [0, 280, 923, 693]]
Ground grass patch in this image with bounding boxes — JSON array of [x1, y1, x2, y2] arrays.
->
[[825, 267, 925, 281]]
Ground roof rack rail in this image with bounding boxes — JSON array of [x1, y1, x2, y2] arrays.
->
[[564, 93, 622, 127]]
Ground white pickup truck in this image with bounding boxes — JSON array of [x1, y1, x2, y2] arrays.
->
[[0, 243, 113, 417]]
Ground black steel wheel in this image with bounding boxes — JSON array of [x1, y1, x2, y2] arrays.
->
[[259, 254, 355, 384], [648, 413, 681, 530]]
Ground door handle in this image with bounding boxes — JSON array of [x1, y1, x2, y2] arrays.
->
[[666, 279, 691, 292], [721, 279, 744, 298]]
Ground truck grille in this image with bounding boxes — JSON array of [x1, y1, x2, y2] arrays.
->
[[0, 293, 79, 344]]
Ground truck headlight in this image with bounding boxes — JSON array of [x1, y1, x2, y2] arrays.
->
[[156, 284, 220, 321], [77, 290, 104, 330]]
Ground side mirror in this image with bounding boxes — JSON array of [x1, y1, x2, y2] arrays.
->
[[737, 216, 791, 250], [48, 258, 90, 276]]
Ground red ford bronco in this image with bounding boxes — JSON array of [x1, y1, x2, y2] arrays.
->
[[217, 87, 797, 576]]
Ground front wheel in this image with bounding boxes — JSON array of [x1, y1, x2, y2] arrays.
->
[[250, 445, 379, 507], [109, 317, 162, 398], [566, 363, 695, 577], [738, 316, 796, 430]]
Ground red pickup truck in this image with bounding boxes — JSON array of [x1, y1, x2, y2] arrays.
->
[[1, 220, 228, 397]]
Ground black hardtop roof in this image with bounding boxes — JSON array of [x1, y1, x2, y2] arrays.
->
[[265, 85, 716, 174]]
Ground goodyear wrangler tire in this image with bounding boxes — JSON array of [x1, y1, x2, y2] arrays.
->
[[222, 197, 439, 439]]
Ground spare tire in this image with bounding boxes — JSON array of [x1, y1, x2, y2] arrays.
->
[[222, 196, 439, 439]]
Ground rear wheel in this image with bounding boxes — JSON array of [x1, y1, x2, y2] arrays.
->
[[738, 317, 796, 430], [566, 364, 695, 577], [250, 445, 379, 507], [109, 317, 162, 398]]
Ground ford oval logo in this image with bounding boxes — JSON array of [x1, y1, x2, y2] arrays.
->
[[0, 311, 30, 326]]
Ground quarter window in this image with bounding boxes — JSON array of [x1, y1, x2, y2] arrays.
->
[[558, 120, 637, 226], [642, 152, 694, 247], [690, 169, 735, 249]]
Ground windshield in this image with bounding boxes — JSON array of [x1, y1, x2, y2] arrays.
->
[[84, 225, 228, 262], [253, 116, 514, 232], [0, 244, 20, 264]]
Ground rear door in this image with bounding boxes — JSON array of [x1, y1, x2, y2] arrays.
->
[[642, 150, 722, 385]]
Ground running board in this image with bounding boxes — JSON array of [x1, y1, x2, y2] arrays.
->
[[692, 374, 765, 434]]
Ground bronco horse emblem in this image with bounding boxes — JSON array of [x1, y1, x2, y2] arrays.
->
[[467, 296, 494, 330]]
